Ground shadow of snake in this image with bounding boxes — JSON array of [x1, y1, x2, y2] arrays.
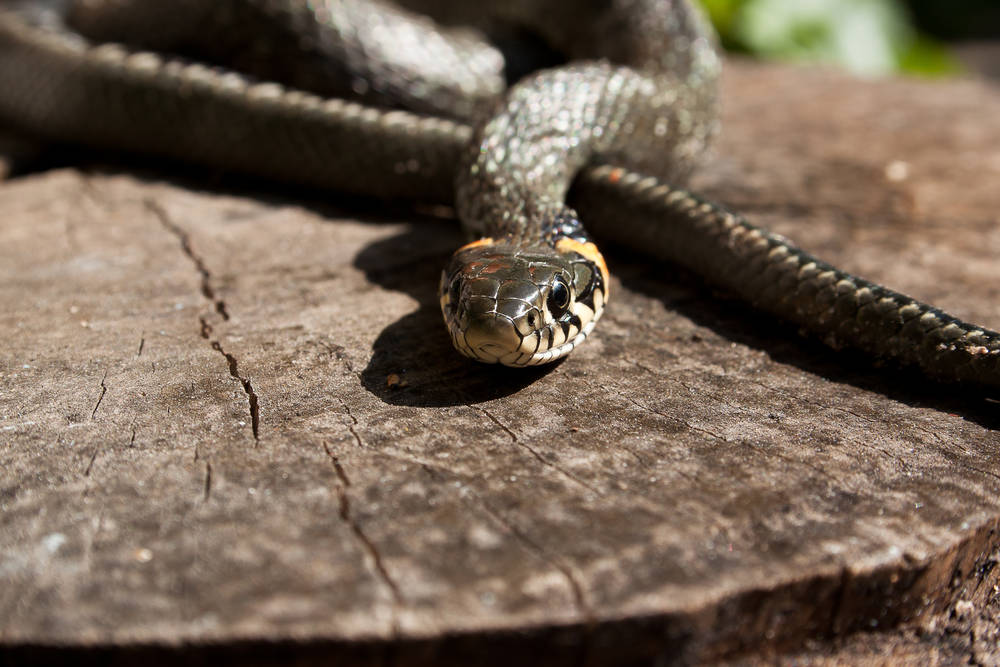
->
[[353, 221, 558, 407]]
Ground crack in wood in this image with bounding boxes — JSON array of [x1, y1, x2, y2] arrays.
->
[[744, 439, 853, 492], [146, 199, 229, 320], [738, 378, 944, 481], [738, 378, 1000, 487], [147, 199, 261, 441], [745, 376, 953, 452], [203, 461, 212, 502], [211, 339, 260, 443], [627, 357, 789, 427], [627, 356, 752, 415], [618, 391, 730, 443], [495, 533, 592, 624], [619, 389, 854, 490], [90, 370, 108, 419], [196, 313, 260, 444], [322, 442, 403, 614], [199, 317, 213, 340], [83, 449, 97, 476], [473, 401, 680, 522], [422, 464, 593, 622], [697, 370, 987, 490], [320, 341, 358, 375], [632, 368, 882, 486], [472, 405, 602, 496], [195, 315, 260, 442], [337, 398, 365, 449]]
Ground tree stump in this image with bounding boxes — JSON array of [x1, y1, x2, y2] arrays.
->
[[2, 61, 1000, 665]]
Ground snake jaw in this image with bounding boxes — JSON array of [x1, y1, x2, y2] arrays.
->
[[440, 238, 608, 366]]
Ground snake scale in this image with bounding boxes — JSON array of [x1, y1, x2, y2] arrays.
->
[[1, 0, 999, 386]]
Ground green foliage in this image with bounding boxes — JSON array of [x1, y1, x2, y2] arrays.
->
[[696, 0, 960, 76]]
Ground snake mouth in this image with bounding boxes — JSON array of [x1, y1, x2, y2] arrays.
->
[[445, 302, 604, 367], [460, 314, 523, 364]]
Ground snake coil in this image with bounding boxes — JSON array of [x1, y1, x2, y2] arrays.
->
[[0, 0, 998, 385]]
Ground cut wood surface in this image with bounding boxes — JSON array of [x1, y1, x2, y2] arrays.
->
[[2, 62, 1000, 665]]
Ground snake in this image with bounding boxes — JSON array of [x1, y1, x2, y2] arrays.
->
[[1, 0, 999, 385]]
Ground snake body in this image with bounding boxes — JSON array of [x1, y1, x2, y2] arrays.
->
[[1, 0, 999, 385]]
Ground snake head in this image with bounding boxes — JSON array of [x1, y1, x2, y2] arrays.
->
[[440, 237, 609, 366]]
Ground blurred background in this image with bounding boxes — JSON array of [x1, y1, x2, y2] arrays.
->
[[696, 0, 1000, 78]]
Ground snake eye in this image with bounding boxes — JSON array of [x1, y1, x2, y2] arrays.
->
[[547, 278, 571, 319]]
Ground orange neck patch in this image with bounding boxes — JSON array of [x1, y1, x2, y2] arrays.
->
[[456, 237, 496, 252], [555, 237, 610, 290]]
